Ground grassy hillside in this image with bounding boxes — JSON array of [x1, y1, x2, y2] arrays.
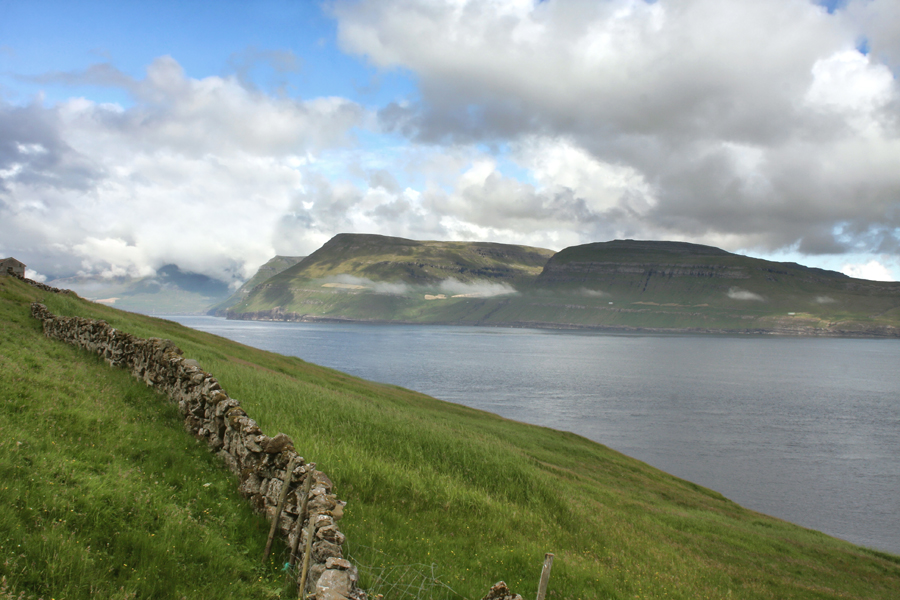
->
[[228, 235, 900, 336], [228, 234, 555, 321], [272, 233, 553, 286], [3, 275, 900, 599], [0, 278, 286, 599]]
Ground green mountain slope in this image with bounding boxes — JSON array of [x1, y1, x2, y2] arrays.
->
[[3, 275, 899, 600], [228, 235, 900, 336], [207, 255, 306, 316], [229, 233, 555, 322], [493, 239, 900, 334], [274, 233, 552, 285]]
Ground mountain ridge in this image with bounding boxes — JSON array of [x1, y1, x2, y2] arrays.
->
[[268, 232, 555, 286], [226, 234, 900, 337]]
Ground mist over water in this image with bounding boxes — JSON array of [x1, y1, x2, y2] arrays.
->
[[170, 316, 900, 555]]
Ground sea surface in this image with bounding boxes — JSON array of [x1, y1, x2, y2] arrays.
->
[[167, 316, 900, 555]]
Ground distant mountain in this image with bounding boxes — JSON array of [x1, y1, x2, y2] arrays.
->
[[274, 233, 552, 285], [227, 233, 555, 322], [484, 239, 900, 335], [226, 235, 900, 337], [49, 264, 232, 315], [207, 255, 305, 316]]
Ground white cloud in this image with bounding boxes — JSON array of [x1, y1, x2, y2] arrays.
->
[[338, 0, 848, 140], [806, 50, 894, 113], [336, 0, 900, 261], [805, 49, 896, 137], [329, 274, 411, 295], [5, 3, 900, 284], [514, 136, 656, 215], [727, 288, 765, 301], [24, 268, 46, 282], [841, 260, 895, 281], [580, 288, 609, 298], [322, 274, 518, 297], [438, 278, 516, 297], [0, 56, 366, 282], [845, 0, 900, 71]]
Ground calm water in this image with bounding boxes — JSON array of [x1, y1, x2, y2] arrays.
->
[[168, 316, 900, 555]]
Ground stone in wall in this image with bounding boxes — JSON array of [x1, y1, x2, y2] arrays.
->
[[482, 581, 524, 600]]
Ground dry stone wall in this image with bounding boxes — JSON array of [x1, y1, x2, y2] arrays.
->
[[30, 302, 366, 600], [6, 268, 73, 294]]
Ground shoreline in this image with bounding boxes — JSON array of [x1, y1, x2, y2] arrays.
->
[[223, 311, 900, 339]]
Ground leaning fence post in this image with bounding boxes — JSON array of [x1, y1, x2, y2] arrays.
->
[[536, 553, 554, 600], [289, 464, 316, 570], [297, 506, 319, 598], [263, 455, 300, 563]]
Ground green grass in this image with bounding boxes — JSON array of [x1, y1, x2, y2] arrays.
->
[[3, 276, 900, 599], [0, 280, 288, 599]]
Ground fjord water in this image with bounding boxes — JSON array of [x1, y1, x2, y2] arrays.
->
[[170, 316, 900, 555]]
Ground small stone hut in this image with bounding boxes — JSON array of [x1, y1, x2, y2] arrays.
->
[[0, 257, 25, 277]]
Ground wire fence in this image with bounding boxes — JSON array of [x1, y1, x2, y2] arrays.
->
[[346, 546, 469, 600]]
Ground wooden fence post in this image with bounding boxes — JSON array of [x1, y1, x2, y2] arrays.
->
[[289, 465, 316, 569], [536, 553, 554, 600], [297, 507, 319, 598], [262, 455, 299, 563]]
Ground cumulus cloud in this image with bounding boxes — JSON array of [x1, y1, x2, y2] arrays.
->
[[515, 137, 657, 217], [6, 2, 900, 286], [841, 259, 895, 281], [845, 0, 900, 72], [727, 288, 765, 301], [271, 147, 646, 254], [24, 268, 46, 282], [335, 0, 900, 262], [0, 56, 365, 282]]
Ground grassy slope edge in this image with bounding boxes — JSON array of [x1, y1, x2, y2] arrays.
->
[[2, 276, 899, 600]]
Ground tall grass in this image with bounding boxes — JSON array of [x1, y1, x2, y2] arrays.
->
[[0, 280, 287, 599], [4, 276, 900, 599]]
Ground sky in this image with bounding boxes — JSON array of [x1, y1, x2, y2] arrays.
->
[[2, 0, 899, 285]]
